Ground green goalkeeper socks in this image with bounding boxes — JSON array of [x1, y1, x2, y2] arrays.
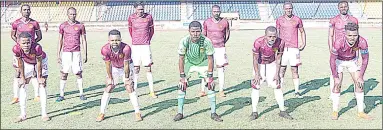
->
[[207, 90, 216, 113], [177, 91, 186, 114]]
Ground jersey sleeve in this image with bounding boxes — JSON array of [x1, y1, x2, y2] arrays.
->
[[178, 37, 188, 55], [329, 18, 335, 28], [148, 15, 154, 27], [33, 21, 41, 31], [278, 40, 285, 53], [128, 16, 132, 27], [101, 46, 110, 61], [35, 45, 43, 57], [204, 38, 215, 56], [12, 45, 22, 57], [59, 24, 64, 34], [81, 24, 86, 35], [359, 38, 369, 55], [123, 45, 132, 61], [11, 21, 18, 31], [297, 18, 303, 28], [252, 40, 260, 54]]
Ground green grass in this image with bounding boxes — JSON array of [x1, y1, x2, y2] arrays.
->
[[1, 28, 382, 129]]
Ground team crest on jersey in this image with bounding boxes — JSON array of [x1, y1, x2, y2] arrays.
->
[[28, 24, 34, 28], [352, 47, 358, 51], [200, 47, 205, 53], [143, 18, 148, 22], [29, 53, 36, 57], [219, 24, 223, 28], [74, 26, 79, 31], [119, 53, 124, 58], [273, 48, 278, 52]]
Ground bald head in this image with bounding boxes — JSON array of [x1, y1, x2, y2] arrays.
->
[[265, 26, 277, 34]]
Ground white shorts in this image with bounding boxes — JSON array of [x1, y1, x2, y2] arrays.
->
[[14, 57, 49, 79], [281, 48, 301, 66], [213, 47, 229, 67], [61, 51, 82, 74], [187, 66, 208, 78], [336, 58, 360, 73], [110, 63, 135, 85], [253, 62, 278, 89], [131, 45, 153, 67]]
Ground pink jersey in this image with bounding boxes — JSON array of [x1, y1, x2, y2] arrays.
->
[[329, 14, 358, 45], [13, 43, 46, 64], [331, 36, 368, 61], [276, 15, 303, 48], [101, 42, 132, 68], [128, 13, 154, 45], [11, 18, 40, 43], [59, 21, 86, 52], [203, 17, 229, 48], [253, 36, 285, 64]]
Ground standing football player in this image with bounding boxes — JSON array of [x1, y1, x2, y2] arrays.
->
[[174, 21, 222, 122], [56, 7, 88, 102], [329, 22, 371, 120], [202, 5, 230, 97], [13, 32, 49, 122], [276, 2, 306, 98], [250, 26, 293, 120], [328, 0, 358, 99], [10, 4, 42, 104], [128, 1, 157, 98], [96, 29, 142, 122]]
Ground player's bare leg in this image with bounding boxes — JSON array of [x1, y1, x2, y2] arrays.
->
[[11, 69, 20, 104], [56, 72, 68, 102], [126, 78, 142, 122], [31, 77, 40, 102], [146, 66, 157, 98], [331, 73, 343, 120], [217, 66, 226, 97], [199, 78, 207, 97], [15, 78, 31, 123], [96, 80, 115, 122], [291, 66, 302, 98], [350, 71, 372, 120], [279, 66, 287, 91], [39, 77, 50, 121], [76, 72, 87, 100]]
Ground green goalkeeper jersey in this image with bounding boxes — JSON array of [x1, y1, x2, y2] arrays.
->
[[178, 35, 215, 66]]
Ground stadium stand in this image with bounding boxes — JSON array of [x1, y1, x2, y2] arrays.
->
[[363, 2, 382, 19], [192, 1, 260, 20]]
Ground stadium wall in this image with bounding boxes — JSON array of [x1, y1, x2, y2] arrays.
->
[[1, 19, 381, 32]]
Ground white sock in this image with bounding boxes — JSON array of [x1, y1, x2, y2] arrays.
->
[[39, 86, 47, 117], [200, 78, 205, 92], [13, 78, 20, 98], [100, 92, 111, 114], [274, 89, 285, 111], [59, 80, 66, 97], [331, 93, 340, 112], [31, 78, 39, 97], [19, 85, 28, 116], [129, 92, 140, 113], [218, 67, 225, 91], [77, 78, 84, 95], [293, 78, 300, 93], [355, 92, 365, 113], [133, 73, 139, 90], [329, 76, 334, 98], [146, 72, 154, 92], [251, 89, 259, 112]]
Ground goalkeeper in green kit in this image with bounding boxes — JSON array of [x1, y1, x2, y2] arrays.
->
[[173, 21, 223, 122]]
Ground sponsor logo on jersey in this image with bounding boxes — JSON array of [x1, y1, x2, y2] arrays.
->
[[28, 24, 34, 28]]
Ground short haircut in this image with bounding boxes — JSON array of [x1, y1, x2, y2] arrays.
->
[[265, 26, 277, 34], [67, 7, 76, 13], [108, 29, 121, 36], [20, 4, 30, 11], [212, 5, 220, 9], [345, 22, 358, 31], [189, 21, 202, 29], [283, 2, 293, 8], [134, 1, 145, 8], [18, 32, 32, 39], [338, 0, 348, 7]]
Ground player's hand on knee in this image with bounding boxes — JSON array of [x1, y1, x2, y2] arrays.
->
[[38, 77, 46, 87], [273, 74, 281, 85], [18, 77, 26, 87], [124, 78, 134, 92], [178, 77, 188, 92], [107, 78, 114, 86], [333, 78, 341, 93], [356, 78, 364, 90], [253, 74, 261, 86], [57, 57, 61, 64], [206, 73, 215, 90]]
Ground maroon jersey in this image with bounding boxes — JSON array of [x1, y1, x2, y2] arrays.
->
[[203, 17, 229, 48], [253, 36, 285, 64], [101, 42, 132, 68], [276, 15, 303, 48], [11, 18, 40, 43], [329, 14, 358, 45], [13, 43, 46, 64], [128, 13, 154, 45], [59, 21, 86, 52]]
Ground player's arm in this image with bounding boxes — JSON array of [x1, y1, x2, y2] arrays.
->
[[202, 21, 207, 36], [128, 17, 133, 37], [298, 27, 306, 51], [11, 22, 17, 42], [329, 48, 339, 79], [205, 40, 215, 73], [149, 17, 154, 41], [36, 55, 43, 79], [225, 21, 230, 43], [359, 43, 369, 80], [35, 22, 42, 42], [81, 24, 88, 63], [57, 25, 64, 63], [276, 19, 280, 37], [105, 61, 113, 81], [13, 46, 25, 83], [328, 20, 335, 52], [252, 42, 261, 85], [123, 46, 132, 79], [276, 42, 285, 75]]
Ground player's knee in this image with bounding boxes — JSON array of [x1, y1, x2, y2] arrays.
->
[[134, 67, 140, 74], [355, 86, 364, 93], [14, 70, 21, 78], [146, 67, 151, 72], [61, 73, 68, 80], [279, 67, 287, 77], [105, 84, 115, 93], [75, 72, 82, 78], [125, 79, 134, 93]]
